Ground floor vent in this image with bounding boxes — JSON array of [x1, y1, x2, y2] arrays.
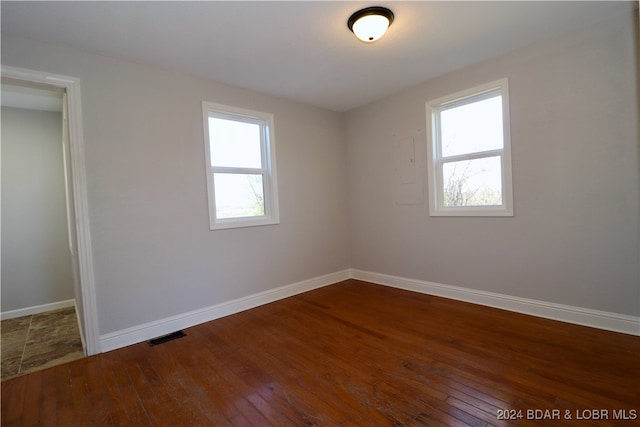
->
[[148, 330, 186, 346]]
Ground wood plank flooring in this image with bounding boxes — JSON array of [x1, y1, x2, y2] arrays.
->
[[2, 280, 639, 426]]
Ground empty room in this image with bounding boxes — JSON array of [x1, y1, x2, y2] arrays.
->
[[1, 1, 638, 426]]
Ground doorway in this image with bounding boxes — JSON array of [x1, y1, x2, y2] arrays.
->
[[0, 66, 99, 358], [1, 81, 86, 379]]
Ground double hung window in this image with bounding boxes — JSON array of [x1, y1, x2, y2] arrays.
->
[[203, 102, 279, 229], [426, 79, 513, 216]]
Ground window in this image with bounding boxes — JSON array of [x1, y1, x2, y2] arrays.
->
[[203, 102, 279, 230], [426, 78, 513, 216]]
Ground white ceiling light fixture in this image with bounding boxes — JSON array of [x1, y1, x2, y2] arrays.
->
[[348, 6, 394, 43]]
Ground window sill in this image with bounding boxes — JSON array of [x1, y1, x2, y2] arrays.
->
[[429, 207, 513, 217], [210, 216, 280, 230]]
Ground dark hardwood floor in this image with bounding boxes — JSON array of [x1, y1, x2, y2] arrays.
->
[[2, 279, 639, 426]]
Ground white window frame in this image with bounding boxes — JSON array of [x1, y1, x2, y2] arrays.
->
[[426, 78, 513, 217], [202, 102, 280, 230]]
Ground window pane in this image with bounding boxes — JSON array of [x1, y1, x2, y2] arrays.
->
[[442, 156, 502, 207], [214, 173, 265, 219], [441, 95, 503, 157], [209, 117, 262, 168]]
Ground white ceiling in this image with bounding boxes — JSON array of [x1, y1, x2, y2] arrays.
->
[[1, 79, 64, 112], [1, 85, 64, 112], [1, 1, 634, 112]]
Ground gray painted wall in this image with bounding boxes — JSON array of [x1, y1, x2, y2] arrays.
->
[[1, 107, 74, 312], [346, 12, 639, 316], [1, 34, 350, 335], [1, 8, 636, 337]]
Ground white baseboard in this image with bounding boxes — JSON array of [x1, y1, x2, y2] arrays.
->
[[350, 269, 640, 336], [1, 299, 76, 320], [99, 269, 350, 352], [98, 267, 639, 353]]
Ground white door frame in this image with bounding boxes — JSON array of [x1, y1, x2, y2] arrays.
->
[[2, 65, 100, 355]]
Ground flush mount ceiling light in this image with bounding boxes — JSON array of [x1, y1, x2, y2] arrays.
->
[[348, 6, 394, 43]]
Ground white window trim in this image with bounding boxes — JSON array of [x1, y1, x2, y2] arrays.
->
[[202, 102, 280, 230], [426, 78, 514, 217]]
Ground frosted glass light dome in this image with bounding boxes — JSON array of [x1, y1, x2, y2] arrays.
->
[[348, 7, 394, 43], [352, 14, 390, 42]]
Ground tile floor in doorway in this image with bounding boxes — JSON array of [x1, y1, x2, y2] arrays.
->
[[1, 307, 84, 380]]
